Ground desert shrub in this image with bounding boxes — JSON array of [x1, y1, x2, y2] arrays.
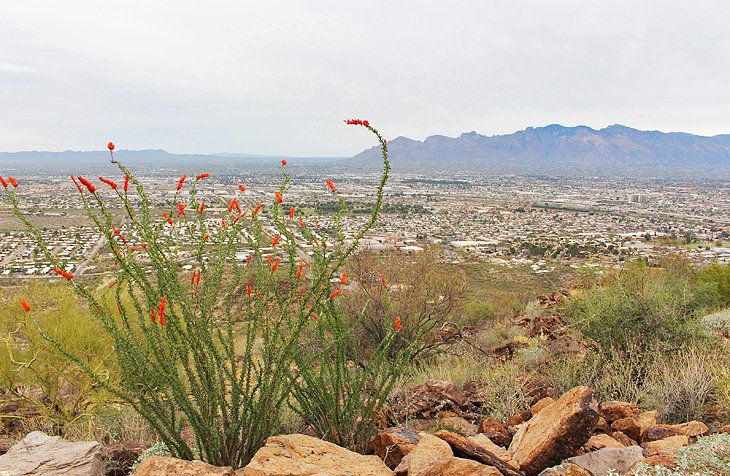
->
[[343, 248, 465, 361], [0, 283, 118, 436], [2, 120, 397, 468], [565, 261, 718, 353], [462, 300, 495, 325], [699, 263, 730, 307], [477, 361, 532, 422]]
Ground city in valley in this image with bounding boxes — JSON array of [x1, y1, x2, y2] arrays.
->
[[1, 168, 728, 281]]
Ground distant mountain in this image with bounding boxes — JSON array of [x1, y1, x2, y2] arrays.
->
[[351, 124, 730, 177], [0, 150, 345, 175]]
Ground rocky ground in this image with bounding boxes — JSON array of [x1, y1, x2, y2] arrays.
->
[[1, 384, 728, 476]]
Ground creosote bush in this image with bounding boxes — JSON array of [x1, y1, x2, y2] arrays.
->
[[2, 120, 412, 468]]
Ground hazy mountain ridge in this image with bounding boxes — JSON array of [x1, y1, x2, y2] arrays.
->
[[352, 124, 730, 176]]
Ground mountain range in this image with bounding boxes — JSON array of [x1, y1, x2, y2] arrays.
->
[[352, 124, 730, 177]]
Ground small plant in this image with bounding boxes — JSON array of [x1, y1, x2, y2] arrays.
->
[[2, 119, 392, 468]]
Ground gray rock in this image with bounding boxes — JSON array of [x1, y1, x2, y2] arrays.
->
[[0, 431, 103, 476], [567, 446, 645, 476]]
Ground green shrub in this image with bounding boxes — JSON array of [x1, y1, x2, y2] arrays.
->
[[699, 263, 730, 307], [565, 261, 718, 353], [3, 120, 398, 468]]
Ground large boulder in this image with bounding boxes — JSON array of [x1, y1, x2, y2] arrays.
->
[[567, 446, 644, 476], [642, 435, 690, 457], [508, 386, 599, 476], [134, 456, 235, 475], [584, 434, 624, 451], [599, 401, 639, 423], [0, 431, 103, 476], [242, 434, 393, 476], [394, 433, 500, 476]]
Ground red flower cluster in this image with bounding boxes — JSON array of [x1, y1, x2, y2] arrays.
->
[[157, 297, 167, 325], [252, 204, 262, 216], [177, 201, 186, 217], [19, 298, 31, 312], [272, 234, 280, 247], [52, 267, 74, 280], [177, 174, 187, 191], [196, 173, 210, 180], [275, 191, 283, 203], [191, 269, 202, 285], [199, 202, 205, 214], [123, 175, 130, 192], [107, 142, 115, 151], [344, 119, 370, 128], [395, 315, 402, 331], [238, 183, 246, 192], [380, 273, 388, 287], [340, 272, 347, 285], [233, 211, 248, 224], [288, 206, 296, 219], [281, 159, 287, 166], [325, 179, 336, 193], [7, 177, 18, 188], [228, 198, 241, 213], [329, 289, 342, 299], [77, 176, 96, 193], [0, 176, 7, 188], [99, 176, 118, 190], [270, 257, 281, 271]]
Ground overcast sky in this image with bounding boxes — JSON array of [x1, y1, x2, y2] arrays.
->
[[2, 1, 729, 156]]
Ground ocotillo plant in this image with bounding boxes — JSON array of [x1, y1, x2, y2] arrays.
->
[[2, 119, 390, 468]]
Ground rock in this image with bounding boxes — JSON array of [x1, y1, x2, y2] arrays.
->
[[599, 401, 639, 423], [102, 441, 148, 476], [439, 416, 479, 436], [594, 417, 610, 433], [641, 426, 680, 443], [506, 410, 532, 428], [567, 446, 644, 476], [636, 411, 657, 431], [398, 380, 469, 420], [508, 386, 599, 476], [585, 434, 624, 451], [720, 424, 730, 434], [611, 431, 638, 447], [642, 435, 690, 457], [398, 433, 501, 476], [671, 421, 709, 437], [479, 418, 512, 447], [636, 453, 677, 470], [134, 456, 235, 475], [537, 463, 592, 476], [530, 397, 556, 416], [469, 434, 511, 462], [0, 431, 103, 476], [243, 434, 393, 476], [610, 417, 641, 442], [435, 430, 522, 476], [370, 427, 420, 469]]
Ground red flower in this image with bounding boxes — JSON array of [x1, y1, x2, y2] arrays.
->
[[311, 312, 319, 321], [272, 234, 280, 247], [395, 315, 402, 331], [247, 282, 252, 296], [150, 308, 157, 323], [380, 273, 388, 287], [325, 179, 336, 193], [203, 234, 209, 241], [99, 176, 118, 190], [221, 219, 227, 229], [108, 142, 115, 151], [228, 198, 241, 213], [199, 202, 205, 214], [252, 203, 262, 216], [238, 184, 246, 192], [281, 159, 287, 166], [275, 191, 283, 203], [123, 175, 130, 192], [329, 289, 342, 299], [340, 272, 347, 285], [270, 257, 281, 271], [157, 297, 167, 325], [177, 201, 186, 217], [177, 174, 187, 191], [233, 211, 248, 224], [196, 173, 210, 180], [70, 175, 82, 192], [77, 176, 96, 193], [0, 176, 7, 188], [51, 267, 74, 280], [344, 119, 370, 128], [288, 206, 295, 219], [18, 298, 31, 312], [7, 177, 18, 188]]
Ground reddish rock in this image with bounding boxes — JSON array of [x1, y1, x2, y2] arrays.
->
[[641, 426, 680, 443], [585, 433, 625, 451], [594, 417, 611, 433], [393, 380, 469, 420], [370, 427, 420, 469], [437, 411, 460, 419], [396, 433, 500, 476], [479, 419, 512, 447], [670, 421, 709, 437], [508, 386, 599, 476], [610, 417, 641, 442], [611, 431, 638, 447], [537, 462, 592, 475], [530, 397, 556, 416], [720, 424, 730, 433], [631, 453, 677, 471], [642, 435, 690, 457], [599, 401, 640, 423], [506, 410, 532, 428], [636, 411, 657, 431]]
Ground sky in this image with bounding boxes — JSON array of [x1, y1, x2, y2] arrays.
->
[[2, 1, 730, 156]]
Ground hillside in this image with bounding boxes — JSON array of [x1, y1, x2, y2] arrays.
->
[[352, 124, 730, 176]]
